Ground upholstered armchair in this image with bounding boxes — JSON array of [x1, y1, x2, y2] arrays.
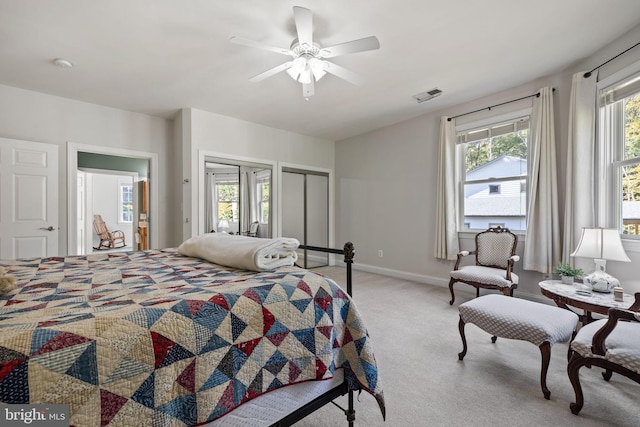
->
[[568, 292, 640, 415], [448, 226, 519, 305]]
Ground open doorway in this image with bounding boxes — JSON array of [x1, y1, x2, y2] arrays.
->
[[77, 169, 138, 254], [67, 142, 158, 256]]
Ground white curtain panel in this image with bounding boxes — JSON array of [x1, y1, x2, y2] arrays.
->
[[524, 87, 560, 273], [561, 71, 598, 263], [240, 171, 250, 233], [205, 172, 216, 233], [434, 116, 460, 260], [249, 171, 259, 223]]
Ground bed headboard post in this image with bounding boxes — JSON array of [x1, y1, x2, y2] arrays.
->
[[343, 242, 354, 296]]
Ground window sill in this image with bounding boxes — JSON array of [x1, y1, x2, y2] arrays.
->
[[622, 238, 640, 254]]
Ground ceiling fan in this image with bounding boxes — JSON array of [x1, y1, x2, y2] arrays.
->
[[230, 6, 380, 98]]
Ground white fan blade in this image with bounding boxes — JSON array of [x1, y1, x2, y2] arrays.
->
[[230, 36, 293, 56], [324, 61, 363, 85], [303, 80, 315, 98], [320, 36, 380, 58], [249, 62, 292, 82], [293, 6, 313, 47]]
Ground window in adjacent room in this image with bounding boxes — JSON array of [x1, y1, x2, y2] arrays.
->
[[456, 113, 530, 232], [119, 183, 133, 223], [599, 71, 640, 237], [217, 179, 239, 223], [257, 175, 270, 223]]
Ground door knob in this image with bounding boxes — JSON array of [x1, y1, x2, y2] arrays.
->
[[39, 226, 55, 231]]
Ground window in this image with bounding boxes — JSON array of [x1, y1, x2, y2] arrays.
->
[[217, 180, 239, 222], [119, 183, 133, 223], [256, 176, 270, 223], [456, 113, 529, 232], [599, 71, 640, 237]]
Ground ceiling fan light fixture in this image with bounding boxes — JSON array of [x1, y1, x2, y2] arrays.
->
[[298, 66, 312, 84], [309, 58, 327, 81], [286, 56, 307, 81]]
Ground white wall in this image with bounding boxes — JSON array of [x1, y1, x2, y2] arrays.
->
[[181, 108, 335, 240], [335, 23, 640, 300], [0, 84, 179, 253]]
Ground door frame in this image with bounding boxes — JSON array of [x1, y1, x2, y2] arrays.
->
[[67, 142, 158, 255]]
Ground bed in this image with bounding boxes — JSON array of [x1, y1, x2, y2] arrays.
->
[[0, 241, 384, 426]]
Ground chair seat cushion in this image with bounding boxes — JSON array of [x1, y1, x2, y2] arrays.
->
[[450, 265, 519, 287], [459, 294, 578, 346], [571, 319, 640, 375]]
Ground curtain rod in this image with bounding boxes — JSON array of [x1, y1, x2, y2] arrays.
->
[[584, 41, 640, 78], [447, 89, 554, 122]]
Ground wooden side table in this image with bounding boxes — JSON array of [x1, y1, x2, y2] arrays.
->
[[538, 280, 634, 323]]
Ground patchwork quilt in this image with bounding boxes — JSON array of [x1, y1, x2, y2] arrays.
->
[[0, 249, 385, 426]]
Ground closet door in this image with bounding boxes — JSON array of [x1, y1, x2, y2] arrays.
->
[[305, 174, 329, 267], [281, 170, 329, 268], [281, 172, 304, 243]]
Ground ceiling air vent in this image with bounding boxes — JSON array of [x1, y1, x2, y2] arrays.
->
[[413, 88, 442, 103]]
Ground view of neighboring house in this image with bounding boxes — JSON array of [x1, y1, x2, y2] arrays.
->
[[464, 155, 527, 231]]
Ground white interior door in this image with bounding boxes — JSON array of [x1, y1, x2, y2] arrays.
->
[[0, 137, 59, 259]]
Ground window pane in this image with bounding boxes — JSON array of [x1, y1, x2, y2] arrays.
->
[[120, 185, 133, 223], [217, 183, 239, 222], [622, 162, 640, 236], [620, 93, 640, 235], [624, 94, 640, 161], [463, 179, 527, 231], [465, 131, 527, 175], [460, 126, 528, 231]]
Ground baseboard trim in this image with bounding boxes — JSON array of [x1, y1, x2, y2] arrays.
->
[[337, 261, 551, 305]]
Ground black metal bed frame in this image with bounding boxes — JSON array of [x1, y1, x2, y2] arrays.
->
[[270, 242, 356, 427]]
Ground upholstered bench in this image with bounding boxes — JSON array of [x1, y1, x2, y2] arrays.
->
[[457, 294, 579, 399]]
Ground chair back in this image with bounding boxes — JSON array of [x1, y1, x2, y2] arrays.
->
[[93, 215, 110, 238], [249, 221, 259, 234], [475, 226, 518, 269]]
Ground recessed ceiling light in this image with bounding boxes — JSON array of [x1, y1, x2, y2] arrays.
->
[[53, 58, 73, 68]]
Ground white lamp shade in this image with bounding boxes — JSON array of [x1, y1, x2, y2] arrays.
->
[[218, 220, 229, 230], [570, 228, 631, 262]]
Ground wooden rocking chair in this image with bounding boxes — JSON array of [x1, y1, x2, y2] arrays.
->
[[93, 214, 126, 250]]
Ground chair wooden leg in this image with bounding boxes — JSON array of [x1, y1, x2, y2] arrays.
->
[[458, 317, 467, 360], [539, 341, 551, 399], [448, 279, 456, 305], [568, 353, 586, 414]]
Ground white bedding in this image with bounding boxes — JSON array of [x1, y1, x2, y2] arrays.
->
[[206, 371, 345, 426], [177, 233, 299, 271]]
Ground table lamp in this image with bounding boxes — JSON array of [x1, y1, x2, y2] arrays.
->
[[570, 228, 630, 293]]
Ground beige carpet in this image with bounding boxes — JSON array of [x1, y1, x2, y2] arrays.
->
[[294, 267, 639, 427]]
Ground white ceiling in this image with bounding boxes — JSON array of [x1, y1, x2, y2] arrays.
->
[[1, 0, 640, 141]]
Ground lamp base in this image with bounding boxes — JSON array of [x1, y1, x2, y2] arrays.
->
[[583, 259, 619, 293]]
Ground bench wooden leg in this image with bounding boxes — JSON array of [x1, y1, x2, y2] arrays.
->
[[458, 316, 467, 360], [539, 341, 551, 399]]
